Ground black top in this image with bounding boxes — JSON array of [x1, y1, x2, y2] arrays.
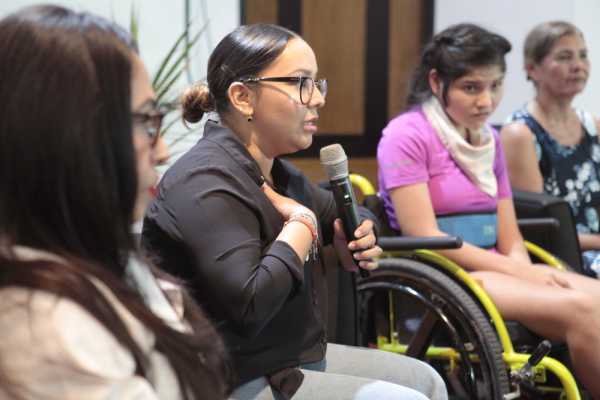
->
[[509, 109, 600, 234], [142, 120, 373, 385]]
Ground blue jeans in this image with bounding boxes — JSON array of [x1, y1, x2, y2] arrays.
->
[[229, 343, 447, 400]]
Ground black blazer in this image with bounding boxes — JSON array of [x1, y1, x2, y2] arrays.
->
[[142, 120, 373, 385]]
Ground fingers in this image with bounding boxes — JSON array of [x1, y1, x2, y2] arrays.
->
[[348, 233, 376, 252], [352, 245, 382, 271], [356, 259, 379, 271], [343, 219, 376, 249], [333, 218, 346, 240], [353, 219, 374, 239], [352, 245, 382, 261], [334, 219, 375, 242], [333, 218, 381, 271], [346, 219, 379, 271]]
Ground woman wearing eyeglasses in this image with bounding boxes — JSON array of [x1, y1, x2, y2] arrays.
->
[[132, 101, 170, 219], [0, 5, 228, 399], [142, 24, 446, 400]]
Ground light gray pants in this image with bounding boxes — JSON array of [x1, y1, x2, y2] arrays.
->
[[230, 343, 448, 400]]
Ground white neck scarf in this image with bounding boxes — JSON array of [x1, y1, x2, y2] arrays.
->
[[422, 97, 497, 197]]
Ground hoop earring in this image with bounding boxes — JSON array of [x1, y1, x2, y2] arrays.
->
[[247, 114, 253, 122]]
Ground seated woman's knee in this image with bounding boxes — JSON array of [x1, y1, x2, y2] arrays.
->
[[564, 290, 596, 329]]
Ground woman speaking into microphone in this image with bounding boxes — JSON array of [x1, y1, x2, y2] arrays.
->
[[142, 23, 447, 400]]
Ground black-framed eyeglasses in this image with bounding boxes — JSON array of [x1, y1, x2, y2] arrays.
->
[[240, 76, 328, 105], [132, 105, 168, 147]]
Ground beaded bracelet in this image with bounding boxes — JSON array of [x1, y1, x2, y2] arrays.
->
[[284, 211, 319, 262], [285, 212, 317, 240]]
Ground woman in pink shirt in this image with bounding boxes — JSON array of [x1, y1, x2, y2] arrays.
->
[[377, 23, 600, 397]]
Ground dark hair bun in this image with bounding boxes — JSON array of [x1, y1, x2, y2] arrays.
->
[[181, 83, 214, 124]]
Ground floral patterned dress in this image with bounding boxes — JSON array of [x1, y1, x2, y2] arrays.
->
[[507, 108, 600, 276]]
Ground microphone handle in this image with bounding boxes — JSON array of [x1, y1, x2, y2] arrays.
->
[[330, 177, 369, 278]]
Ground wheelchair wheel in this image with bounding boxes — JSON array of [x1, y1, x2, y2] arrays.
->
[[357, 258, 511, 400]]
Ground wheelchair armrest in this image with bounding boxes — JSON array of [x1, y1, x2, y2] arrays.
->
[[378, 235, 463, 251], [513, 189, 584, 273], [517, 217, 560, 232], [513, 189, 567, 209]]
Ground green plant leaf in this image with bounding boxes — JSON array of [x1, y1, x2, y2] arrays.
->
[[156, 67, 187, 103], [129, 3, 139, 46], [152, 29, 189, 88], [132, 9, 209, 140], [153, 26, 206, 93], [154, 53, 188, 94]]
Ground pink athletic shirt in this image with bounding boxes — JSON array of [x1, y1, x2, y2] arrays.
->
[[377, 107, 512, 231]]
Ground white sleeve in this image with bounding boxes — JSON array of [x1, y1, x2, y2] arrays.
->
[[0, 288, 162, 400]]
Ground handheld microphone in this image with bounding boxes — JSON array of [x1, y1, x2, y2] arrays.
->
[[320, 144, 369, 278]]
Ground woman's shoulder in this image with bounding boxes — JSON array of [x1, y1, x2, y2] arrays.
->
[[157, 149, 260, 207], [0, 285, 167, 399], [504, 108, 530, 124], [575, 108, 599, 137], [0, 246, 154, 371], [499, 120, 532, 137], [499, 116, 535, 145], [380, 107, 435, 147], [0, 285, 139, 377], [161, 144, 238, 188], [500, 107, 536, 137], [498, 117, 541, 164], [384, 107, 430, 133]]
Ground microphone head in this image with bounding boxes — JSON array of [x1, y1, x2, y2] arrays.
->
[[320, 143, 348, 180]]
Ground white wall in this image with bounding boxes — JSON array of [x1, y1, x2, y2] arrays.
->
[[435, 0, 600, 124], [12, 2, 598, 144], [0, 0, 240, 167], [1, 0, 239, 88]]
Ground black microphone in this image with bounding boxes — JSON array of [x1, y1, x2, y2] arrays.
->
[[320, 144, 369, 278]]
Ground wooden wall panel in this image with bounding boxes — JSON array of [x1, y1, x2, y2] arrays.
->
[[388, 0, 424, 118], [302, 0, 366, 135], [242, 0, 430, 160], [244, 0, 278, 24], [288, 157, 378, 198]]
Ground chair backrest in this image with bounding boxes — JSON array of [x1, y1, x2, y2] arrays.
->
[[512, 190, 583, 272], [362, 194, 398, 236], [362, 189, 584, 272]]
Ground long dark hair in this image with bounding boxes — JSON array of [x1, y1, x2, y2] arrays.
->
[[407, 23, 511, 107], [0, 5, 227, 399], [181, 23, 299, 123]]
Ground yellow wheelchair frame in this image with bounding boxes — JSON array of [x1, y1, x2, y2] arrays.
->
[[350, 174, 581, 400]]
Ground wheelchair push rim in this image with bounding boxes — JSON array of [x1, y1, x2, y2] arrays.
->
[[357, 258, 511, 399]]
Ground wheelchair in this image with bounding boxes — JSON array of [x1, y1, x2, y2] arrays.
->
[[347, 174, 585, 400]]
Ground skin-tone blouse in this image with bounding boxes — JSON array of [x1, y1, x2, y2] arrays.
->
[[0, 246, 184, 400]]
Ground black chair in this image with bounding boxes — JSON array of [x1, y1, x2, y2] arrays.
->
[[513, 189, 583, 273]]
